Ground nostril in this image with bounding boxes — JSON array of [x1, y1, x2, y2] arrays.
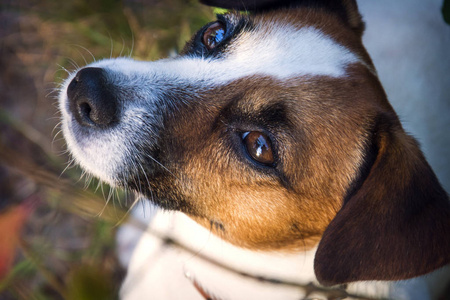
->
[[67, 67, 119, 128], [78, 102, 92, 123]]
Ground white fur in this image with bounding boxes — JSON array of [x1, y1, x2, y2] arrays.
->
[[119, 207, 318, 300], [89, 25, 360, 83], [118, 205, 448, 300]]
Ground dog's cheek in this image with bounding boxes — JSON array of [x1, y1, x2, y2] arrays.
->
[[178, 158, 333, 250], [187, 186, 331, 250]]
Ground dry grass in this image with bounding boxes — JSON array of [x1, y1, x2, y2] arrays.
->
[[0, 0, 213, 299]]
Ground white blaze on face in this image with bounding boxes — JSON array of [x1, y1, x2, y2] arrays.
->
[[59, 20, 363, 185], [215, 23, 359, 79], [89, 23, 360, 83]]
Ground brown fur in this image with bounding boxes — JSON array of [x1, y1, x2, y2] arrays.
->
[[315, 120, 450, 285], [151, 62, 400, 252], [67, 0, 450, 287], [157, 0, 450, 285]]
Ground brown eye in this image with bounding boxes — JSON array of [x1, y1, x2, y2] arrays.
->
[[242, 131, 275, 166], [202, 21, 226, 50]]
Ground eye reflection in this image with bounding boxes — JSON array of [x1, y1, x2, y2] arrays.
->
[[202, 21, 226, 50], [242, 131, 275, 166]]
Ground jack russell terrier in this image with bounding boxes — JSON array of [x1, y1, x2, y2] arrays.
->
[[58, 0, 450, 299]]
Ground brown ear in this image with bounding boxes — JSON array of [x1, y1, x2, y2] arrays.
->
[[200, 0, 364, 34], [314, 115, 450, 286]]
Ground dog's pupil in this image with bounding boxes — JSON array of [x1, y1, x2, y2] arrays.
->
[[203, 21, 225, 50], [243, 131, 274, 165]]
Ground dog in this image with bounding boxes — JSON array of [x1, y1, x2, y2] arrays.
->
[[58, 0, 450, 299]]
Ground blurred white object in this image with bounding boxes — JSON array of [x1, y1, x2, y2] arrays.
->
[[359, 0, 450, 192]]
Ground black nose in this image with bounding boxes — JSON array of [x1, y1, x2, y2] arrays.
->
[[67, 67, 118, 128]]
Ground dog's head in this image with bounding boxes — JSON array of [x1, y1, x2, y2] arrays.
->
[[59, 0, 450, 286]]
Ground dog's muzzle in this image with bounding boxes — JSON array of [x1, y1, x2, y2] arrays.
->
[[60, 62, 169, 187]]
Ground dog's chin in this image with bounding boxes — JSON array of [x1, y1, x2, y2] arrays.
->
[[61, 125, 121, 185], [63, 126, 190, 213], [121, 168, 197, 215]]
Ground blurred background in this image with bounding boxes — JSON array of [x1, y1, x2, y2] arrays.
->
[[0, 0, 449, 299], [0, 0, 213, 299]]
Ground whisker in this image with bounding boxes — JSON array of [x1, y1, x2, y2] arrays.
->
[[134, 162, 143, 197], [60, 157, 76, 177], [81, 171, 91, 189], [100, 182, 107, 201], [56, 63, 71, 76], [119, 35, 126, 57], [85, 174, 94, 189], [52, 137, 67, 145], [52, 129, 62, 144], [51, 121, 62, 137], [139, 195, 147, 218], [113, 193, 142, 227], [73, 44, 96, 63], [47, 115, 62, 122], [98, 184, 116, 217], [111, 187, 120, 218], [109, 32, 114, 59], [55, 147, 70, 157], [75, 48, 88, 66], [138, 162, 151, 189], [115, 188, 123, 208], [78, 170, 87, 182], [129, 32, 135, 58], [67, 58, 80, 71], [149, 188, 155, 208], [95, 179, 102, 193], [45, 87, 60, 98], [143, 153, 177, 179]]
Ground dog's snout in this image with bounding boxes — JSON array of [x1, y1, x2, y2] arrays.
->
[[67, 67, 118, 128]]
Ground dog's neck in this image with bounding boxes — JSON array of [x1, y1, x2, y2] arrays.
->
[[121, 207, 438, 300], [121, 208, 317, 299], [148, 208, 317, 278]]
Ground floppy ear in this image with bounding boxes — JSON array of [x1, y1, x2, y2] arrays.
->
[[200, 0, 364, 34], [314, 114, 450, 286]]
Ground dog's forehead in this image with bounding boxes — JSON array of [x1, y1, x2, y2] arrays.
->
[[90, 12, 364, 85]]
